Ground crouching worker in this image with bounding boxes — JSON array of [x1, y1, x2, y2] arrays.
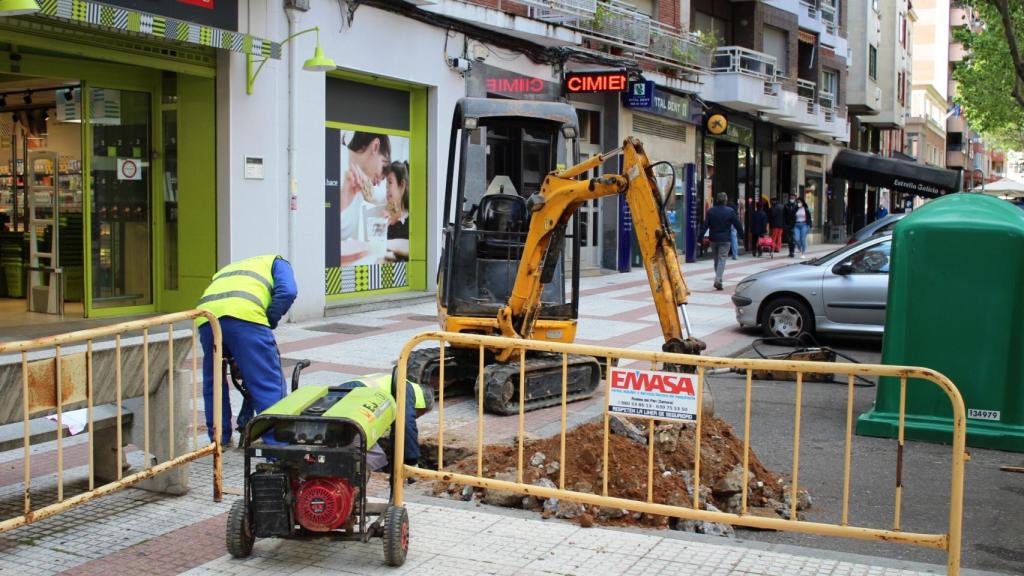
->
[[338, 369, 432, 470], [197, 254, 297, 446]]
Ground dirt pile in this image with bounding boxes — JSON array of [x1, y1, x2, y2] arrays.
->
[[428, 416, 810, 532]]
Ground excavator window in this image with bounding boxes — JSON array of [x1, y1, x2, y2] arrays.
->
[[441, 115, 577, 320]]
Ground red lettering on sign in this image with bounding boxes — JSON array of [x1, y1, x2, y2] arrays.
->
[[564, 72, 628, 93], [178, 0, 215, 8], [610, 369, 695, 396]]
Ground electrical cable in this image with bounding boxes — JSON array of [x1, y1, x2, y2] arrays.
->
[[749, 334, 877, 387]]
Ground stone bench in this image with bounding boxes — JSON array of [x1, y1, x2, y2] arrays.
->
[[0, 329, 199, 495]]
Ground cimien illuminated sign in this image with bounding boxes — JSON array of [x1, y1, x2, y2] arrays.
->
[[564, 71, 628, 93]]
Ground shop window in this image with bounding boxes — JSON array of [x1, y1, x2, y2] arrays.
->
[[162, 72, 178, 291], [324, 76, 422, 298], [575, 109, 601, 146]]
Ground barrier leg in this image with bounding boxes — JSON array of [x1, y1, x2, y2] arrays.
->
[[131, 369, 191, 495]]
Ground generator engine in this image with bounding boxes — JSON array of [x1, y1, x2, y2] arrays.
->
[[294, 476, 356, 532]]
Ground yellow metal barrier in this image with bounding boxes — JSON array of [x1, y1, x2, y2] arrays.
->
[[393, 331, 967, 576], [0, 311, 224, 532]]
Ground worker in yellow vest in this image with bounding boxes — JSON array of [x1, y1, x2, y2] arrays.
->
[[197, 255, 297, 445], [342, 369, 433, 466]]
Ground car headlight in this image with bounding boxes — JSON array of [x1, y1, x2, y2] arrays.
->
[[735, 279, 756, 295]]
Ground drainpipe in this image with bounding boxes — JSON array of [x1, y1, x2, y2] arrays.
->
[[286, 6, 299, 322]]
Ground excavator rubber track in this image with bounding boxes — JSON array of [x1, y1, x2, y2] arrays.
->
[[482, 352, 601, 415], [405, 347, 479, 397]]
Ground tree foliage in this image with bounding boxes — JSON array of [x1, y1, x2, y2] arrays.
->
[[954, 0, 1024, 149]]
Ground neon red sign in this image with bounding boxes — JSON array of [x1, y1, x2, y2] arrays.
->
[[486, 77, 546, 95], [564, 71, 628, 93]]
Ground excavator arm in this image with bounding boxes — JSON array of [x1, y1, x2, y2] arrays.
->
[[495, 137, 706, 362]]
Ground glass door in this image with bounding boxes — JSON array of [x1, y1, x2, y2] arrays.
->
[[87, 87, 153, 312]]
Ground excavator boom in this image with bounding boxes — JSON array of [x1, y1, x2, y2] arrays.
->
[[497, 137, 705, 360]]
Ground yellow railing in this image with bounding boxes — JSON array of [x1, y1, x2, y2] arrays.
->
[[0, 311, 223, 532], [393, 331, 966, 575]]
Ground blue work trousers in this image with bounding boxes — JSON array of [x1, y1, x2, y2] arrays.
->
[[200, 317, 286, 443]]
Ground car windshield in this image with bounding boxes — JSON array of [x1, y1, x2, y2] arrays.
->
[[803, 244, 857, 265]]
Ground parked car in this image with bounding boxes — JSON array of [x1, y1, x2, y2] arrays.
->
[[846, 213, 906, 245], [732, 234, 892, 337]]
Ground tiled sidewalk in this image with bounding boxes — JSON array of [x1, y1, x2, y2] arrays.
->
[[2, 245, 988, 575], [183, 501, 957, 576]]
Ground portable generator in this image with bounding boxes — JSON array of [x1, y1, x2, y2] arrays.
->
[[226, 379, 409, 566]]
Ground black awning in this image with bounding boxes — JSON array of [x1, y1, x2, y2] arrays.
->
[[830, 149, 961, 197]]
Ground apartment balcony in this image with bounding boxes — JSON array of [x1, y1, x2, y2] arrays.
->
[[772, 82, 819, 130], [519, 0, 712, 70], [761, 0, 801, 16], [946, 150, 967, 168], [699, 47, 782, 113], [950, 6, 969, 27], [949, 42, 967, 62], [947, 114, 967, 134]]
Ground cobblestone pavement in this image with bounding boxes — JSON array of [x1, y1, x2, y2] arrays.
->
[[0, 247, 1002, 575]]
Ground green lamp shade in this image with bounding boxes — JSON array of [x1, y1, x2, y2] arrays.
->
[[303, 46, 336, 72], [0, 0, 41, 15]]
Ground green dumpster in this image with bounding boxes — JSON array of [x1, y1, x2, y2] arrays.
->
[[857, 194, 1024, 451]]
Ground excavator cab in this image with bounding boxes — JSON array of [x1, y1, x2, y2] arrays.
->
[[438, 98, 582, 334]]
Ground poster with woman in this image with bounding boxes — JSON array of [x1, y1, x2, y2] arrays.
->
[[325, 128, 410, 295]]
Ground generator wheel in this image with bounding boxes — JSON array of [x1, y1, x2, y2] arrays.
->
[[382, 505, 409, 567], [226, 499, 255, 558]]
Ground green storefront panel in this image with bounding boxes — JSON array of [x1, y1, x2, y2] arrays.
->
[[856, 194, 1024, 451]]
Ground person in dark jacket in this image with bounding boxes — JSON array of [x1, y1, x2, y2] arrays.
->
[[752, 202, 769, 256], [769, 200, 785, 252], [702, 192, 744, 290], [783, 192, 799, 257]]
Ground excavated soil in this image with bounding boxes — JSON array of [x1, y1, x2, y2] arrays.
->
[[429, 416, 795, 528]]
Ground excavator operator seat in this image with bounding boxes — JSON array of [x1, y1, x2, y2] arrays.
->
[[477, 193, 528, 259]]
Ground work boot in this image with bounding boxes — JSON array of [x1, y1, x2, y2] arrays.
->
[[714, 282, 723, 291]]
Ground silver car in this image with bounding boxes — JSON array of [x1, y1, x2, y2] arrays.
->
[[731, 234, 892, 337]]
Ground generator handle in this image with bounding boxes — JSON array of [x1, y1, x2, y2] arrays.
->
[[291, 359, 312, 392]]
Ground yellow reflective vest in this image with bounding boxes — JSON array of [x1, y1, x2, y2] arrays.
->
[[349, 373, 429, 411], [196, 255, 278, 327]]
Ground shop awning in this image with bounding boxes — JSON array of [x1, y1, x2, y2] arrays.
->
[[34, 0, 280, 58], [830, 149, 961, 197]]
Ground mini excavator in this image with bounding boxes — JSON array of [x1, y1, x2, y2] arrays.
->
[[407, 98, 706, 415]]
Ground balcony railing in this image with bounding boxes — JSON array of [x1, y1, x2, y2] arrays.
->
[[800, 0, 818, 19], [521, 0, 713, 70], [797, 78, 816, 100], [712, 46, 778, 80], [819, 89, 835, 110], [649, 21, 712, 69], [820, 3, 837, 34]]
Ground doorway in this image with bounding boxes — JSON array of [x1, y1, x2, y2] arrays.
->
[[573, 106, 602, 270], [0, 76, 85, 319], [0, 71, 166, 324]]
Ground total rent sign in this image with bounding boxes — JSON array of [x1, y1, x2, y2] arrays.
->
[[608, 367, 698, 421]]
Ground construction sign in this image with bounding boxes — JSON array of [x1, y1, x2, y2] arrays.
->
[[608, 367, 698, 421]]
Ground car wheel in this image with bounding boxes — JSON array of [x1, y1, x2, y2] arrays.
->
[[761, 296, 813, 338]]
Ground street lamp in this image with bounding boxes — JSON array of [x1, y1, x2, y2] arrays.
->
[[0, 0, 40, 16], [246, 26, 336, 95]]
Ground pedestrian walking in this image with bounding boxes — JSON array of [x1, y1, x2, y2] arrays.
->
[[784, 193, 798, 257], [702, 192, 744, 291], [727, 202, 740, 259], [196, 254, 298, 446], [794, 196, 811, 257], [770, 199, 785, 252], [752, 202, 769, 257]]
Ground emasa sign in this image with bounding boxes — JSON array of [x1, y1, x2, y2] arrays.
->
[[608, 367, 698, 422]]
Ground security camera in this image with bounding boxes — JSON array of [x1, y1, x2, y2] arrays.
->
[[449, 57, 472, 73]]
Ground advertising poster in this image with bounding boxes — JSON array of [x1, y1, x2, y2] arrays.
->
[[325, 128, 410, 296], [608, 367, 698, 422]]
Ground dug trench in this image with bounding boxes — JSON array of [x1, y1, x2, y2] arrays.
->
[[412, 416, 812, 535]]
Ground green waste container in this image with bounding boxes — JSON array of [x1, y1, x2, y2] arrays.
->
[[857, 194, 1024, 451]]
